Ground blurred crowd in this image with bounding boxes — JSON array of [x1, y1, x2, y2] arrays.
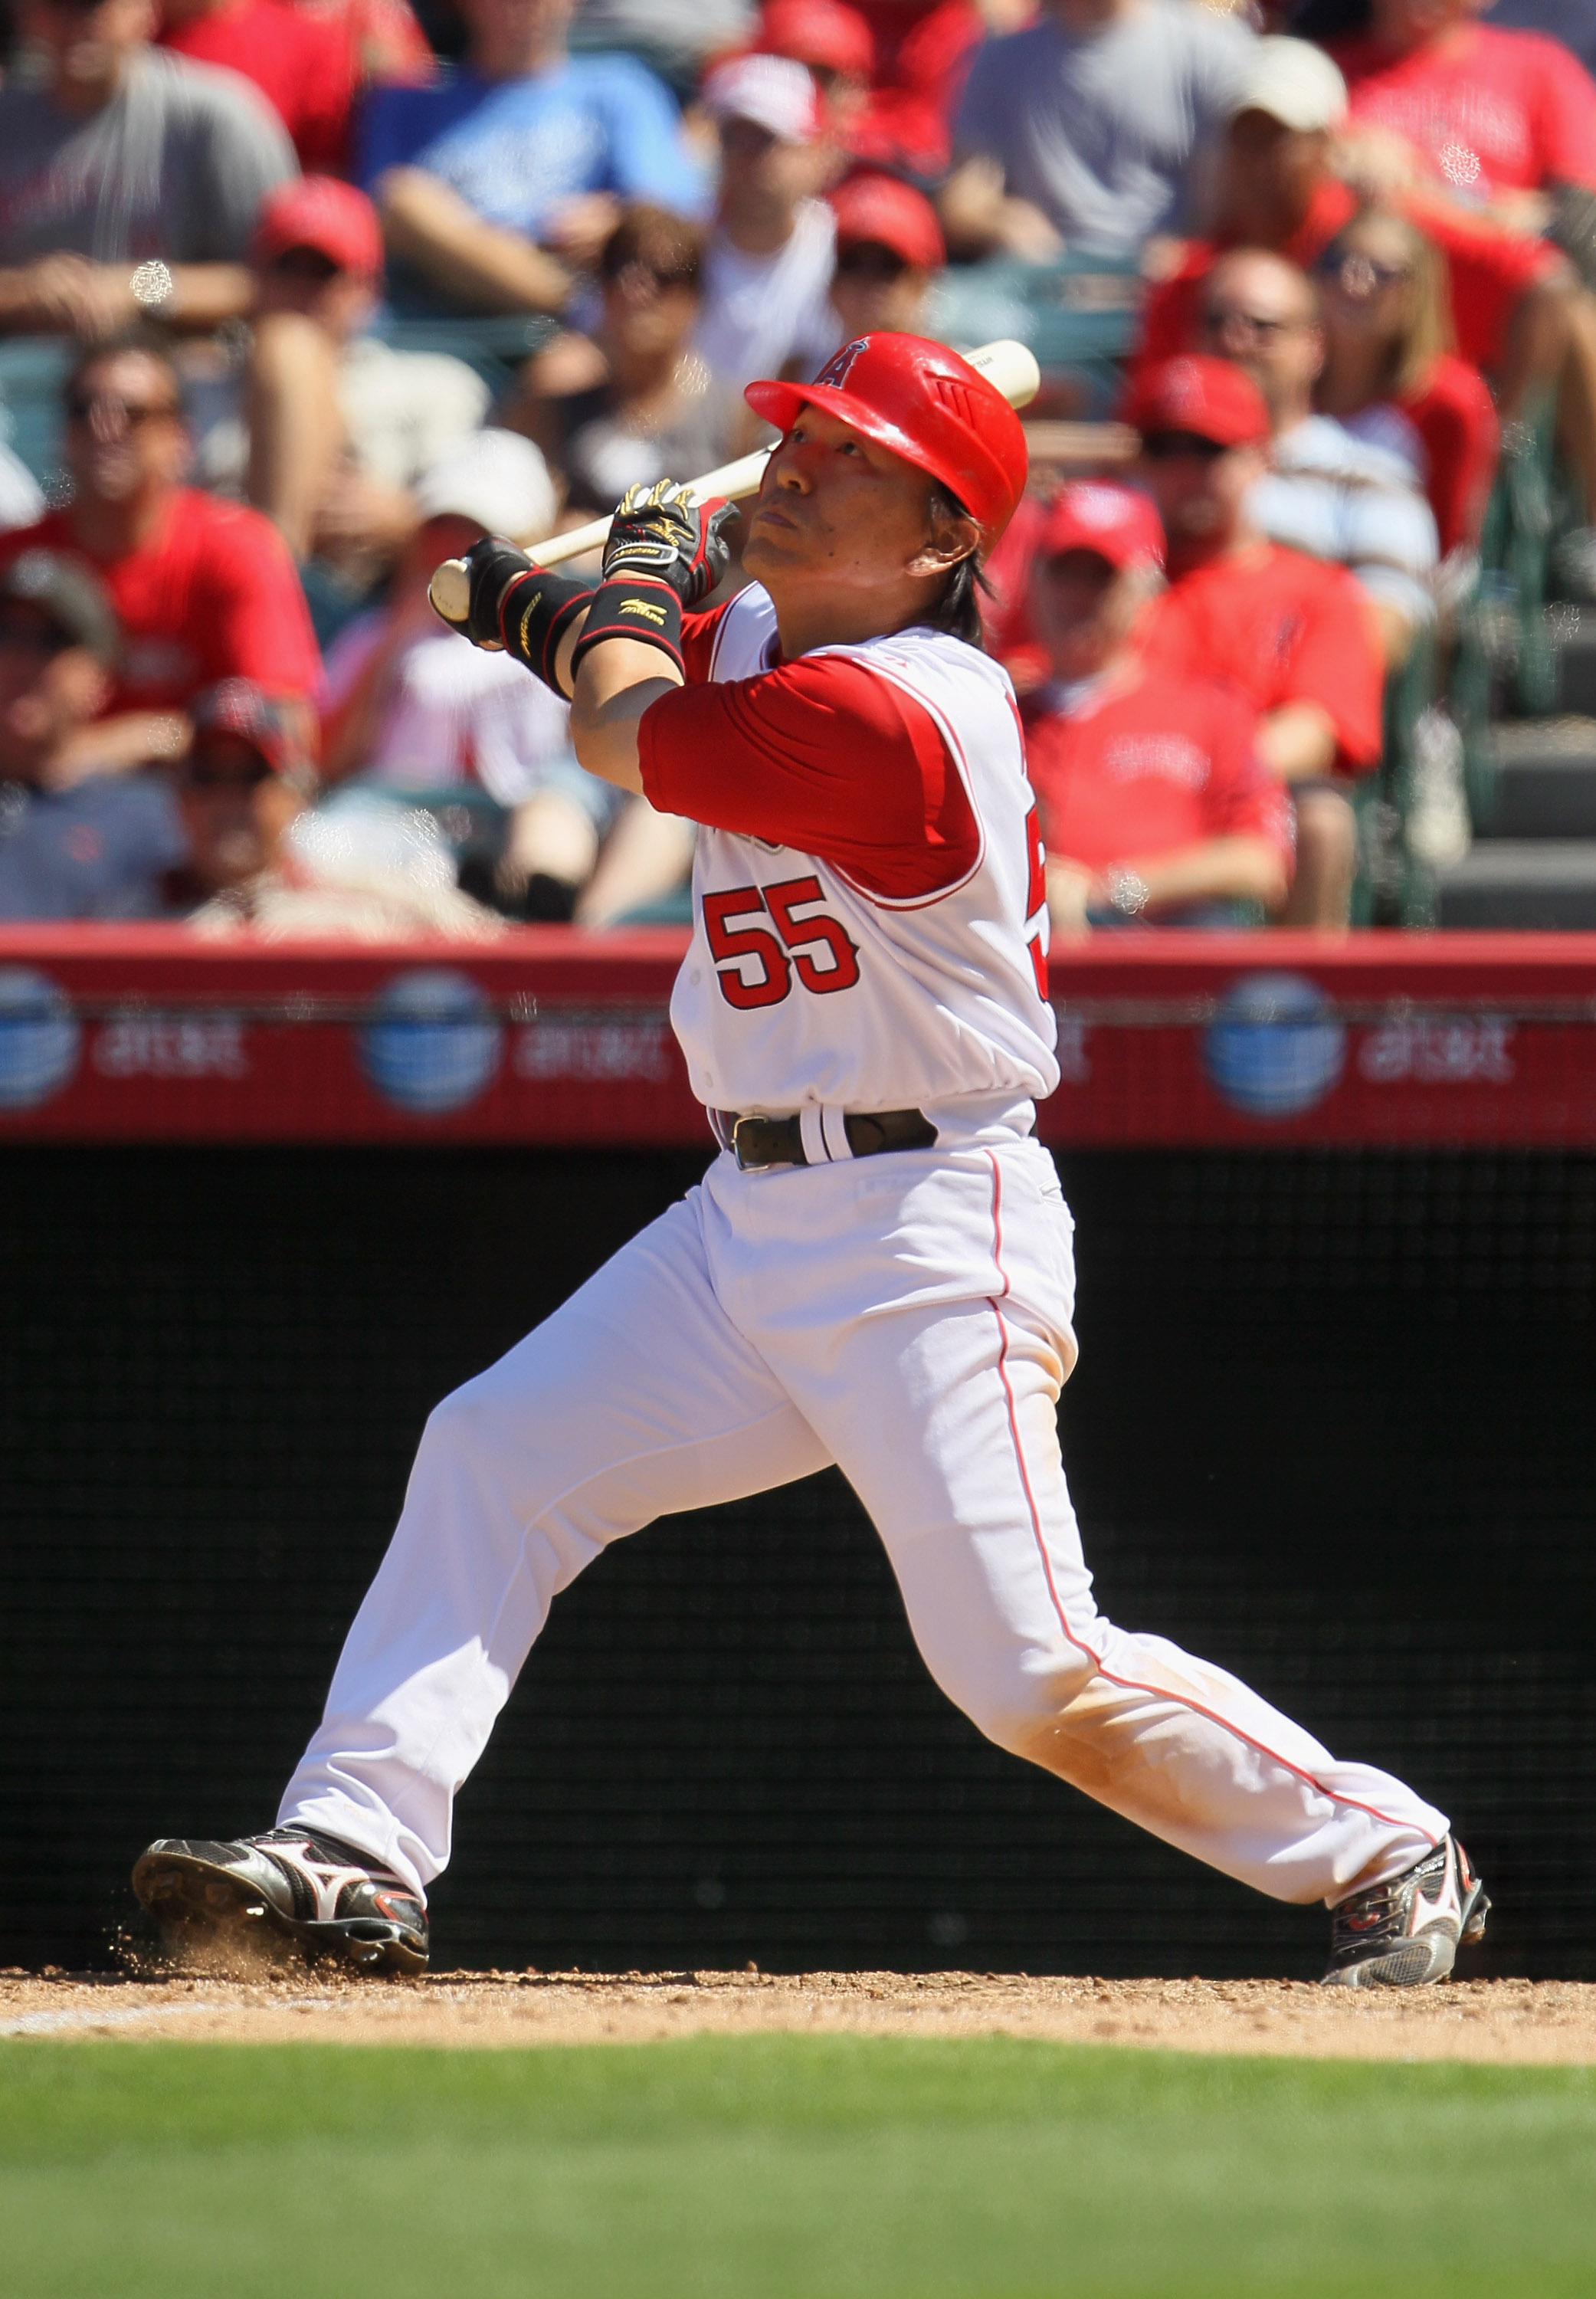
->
[[0, 0, 1593, 936]]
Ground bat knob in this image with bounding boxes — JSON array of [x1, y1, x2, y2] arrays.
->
[[429, 557, 472, 625]]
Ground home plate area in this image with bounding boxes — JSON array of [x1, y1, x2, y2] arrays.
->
[[4, 1969, 1595, 2063]]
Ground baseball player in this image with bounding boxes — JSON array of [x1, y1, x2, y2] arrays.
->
[[134, 334, 1486, 1990]]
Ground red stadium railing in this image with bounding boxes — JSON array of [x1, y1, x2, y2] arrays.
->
[[1, 927, 1594, 1146]]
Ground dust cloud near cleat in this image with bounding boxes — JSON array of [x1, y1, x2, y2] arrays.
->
[[1322, 1836, 1489, 1988], [132, 1828, 429, 1975]]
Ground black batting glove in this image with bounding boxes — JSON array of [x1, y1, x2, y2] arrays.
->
[[438, 537, 595, 696], [571, 481, 736, 681], [598, 480, 737, 606]]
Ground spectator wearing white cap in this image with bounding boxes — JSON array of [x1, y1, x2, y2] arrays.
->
[[695, 53, 840, 403], [319, 428, 692, 922], [944, 0, 1254, 262]]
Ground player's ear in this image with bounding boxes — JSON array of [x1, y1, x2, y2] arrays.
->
[[906, 500, 980, 581]]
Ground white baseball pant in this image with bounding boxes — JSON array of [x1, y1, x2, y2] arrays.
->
[[280, 1136, 1447, 1906]]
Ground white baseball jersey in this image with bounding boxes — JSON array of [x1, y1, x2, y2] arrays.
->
[[635, 584, 1059, 1135], [280, 575, 1450, 1942]]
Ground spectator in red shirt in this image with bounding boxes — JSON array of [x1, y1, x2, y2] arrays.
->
[[844, 0, 991, 179], [1132, 38, 1575, 462], [1333, 0, 1596, 225], [1130, 353, 1385, 927], [159, 0, 362, 172], [1022, 481, 1293, 934], [0, 335, 321, 782], [1314, 204, 1500, 566]]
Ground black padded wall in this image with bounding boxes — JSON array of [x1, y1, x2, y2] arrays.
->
[[1, 1144, 1590, 1976]]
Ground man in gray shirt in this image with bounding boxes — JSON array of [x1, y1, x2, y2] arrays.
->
[[945, 0, 1254, 260], [0, 0, 297, 339]]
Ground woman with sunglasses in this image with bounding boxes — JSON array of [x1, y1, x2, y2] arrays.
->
[[509, 205, 728, 520], [1315, 208, 1499, 576]]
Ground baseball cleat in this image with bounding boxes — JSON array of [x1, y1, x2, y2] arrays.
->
[[1321, 1835, 1489, 1988], [132, 1828, 428, 1975]]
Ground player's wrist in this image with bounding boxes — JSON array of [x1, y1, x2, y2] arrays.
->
[[497, 565, 595, 694], [569, 573, 684, 680]]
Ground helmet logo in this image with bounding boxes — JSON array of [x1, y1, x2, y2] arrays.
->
[[816, 337, 870, 389]]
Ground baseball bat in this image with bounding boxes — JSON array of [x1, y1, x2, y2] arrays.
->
[[428, 338, 1043, 626]]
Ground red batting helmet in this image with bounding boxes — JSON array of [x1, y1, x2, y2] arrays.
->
[[745, 333, 1028, 545]]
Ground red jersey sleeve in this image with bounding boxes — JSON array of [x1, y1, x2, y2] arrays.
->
[[201, 505, 322, 697], [636, 651, 980, 901], [1278, 564, 1385, 771]]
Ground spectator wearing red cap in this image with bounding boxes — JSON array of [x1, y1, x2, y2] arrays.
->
[[696, 54, 840, 402], [172, 676, 505, 937], [218, 178, 489, 592], [0, 335, 321, 784], [818, 171, 945, 361], [1130, 354, 1385, 929], [1022, 482, 1293, 933], [158, 0, 363, 172], [945, 0, 1253, 263], [754, 0, 877, 152]]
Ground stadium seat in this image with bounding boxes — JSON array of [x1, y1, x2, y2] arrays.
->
[[0, 336, 72, 492]]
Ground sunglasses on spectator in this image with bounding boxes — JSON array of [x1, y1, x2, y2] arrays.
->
[[1140, 431, 1231, 463], [64, 391, 180, 427], [0, 612, 74, 656], [184, 754, 275, 792], [1316, 251, 1412, 297], [270, 246, 345, 284], [835, 242, 910, 282], [605, 255, 699, 294], [1202, 306, 1300, 340]]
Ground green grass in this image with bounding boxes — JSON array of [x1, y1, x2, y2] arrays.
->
[[1, 2035, 1591, 2297]]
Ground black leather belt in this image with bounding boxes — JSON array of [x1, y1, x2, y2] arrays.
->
[[718, 1107, 938, 1171]]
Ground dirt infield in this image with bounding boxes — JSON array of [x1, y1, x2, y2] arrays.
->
[[3, 1968, 1595, 2063]]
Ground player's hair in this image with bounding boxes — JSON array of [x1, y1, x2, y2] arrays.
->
[[64, 326, 184, 414], [924, 482, 988, 649]]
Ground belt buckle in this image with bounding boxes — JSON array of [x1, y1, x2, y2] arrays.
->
[[731, 1115, 775, 1172]]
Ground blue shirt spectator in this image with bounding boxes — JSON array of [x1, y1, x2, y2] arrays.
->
[[362, 1, 708, 320], [358, 54, 706, 238], [0, 553, 185, 922]]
